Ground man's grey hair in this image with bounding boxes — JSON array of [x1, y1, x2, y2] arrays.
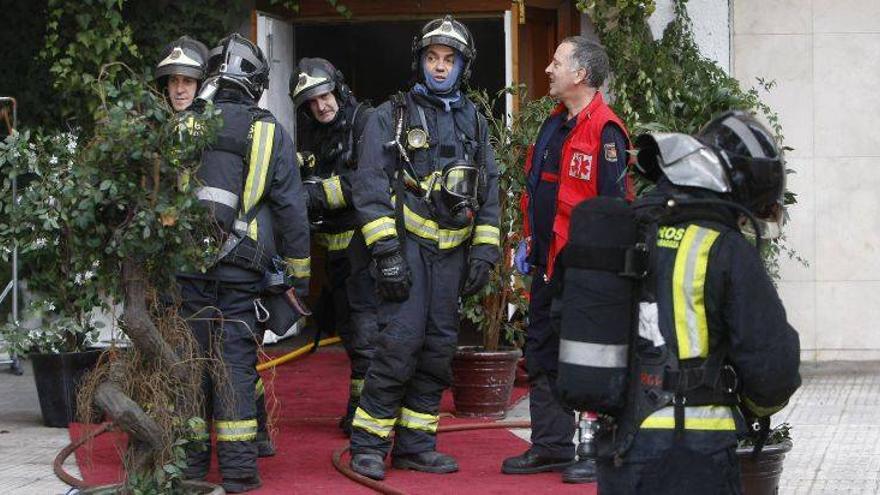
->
[[561, 36, 609, 89]]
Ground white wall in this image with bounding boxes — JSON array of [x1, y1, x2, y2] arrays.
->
[[731, 0, 880, 361], [257, 13, 296, 138], [649, 0, 880, 361]]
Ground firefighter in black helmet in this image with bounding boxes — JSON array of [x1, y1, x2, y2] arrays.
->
[[177, 33, 310, 494], [595, 111, 801, 494], [155, 36, 209, 112], [346, 15, 501, 480], [155, 33, 276, 462], [290, 57, 378, 436]]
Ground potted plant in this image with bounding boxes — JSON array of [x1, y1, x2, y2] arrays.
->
[[737, 423, 793, 495], [451, 88, 554, 418], [0, 2, 226, 490], [0, 130, 106, 427]]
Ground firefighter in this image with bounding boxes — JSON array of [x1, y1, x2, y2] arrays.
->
[[155, 36, 209, 112], [290, 57, 377, 435], [156, 35, 275, 459], [347, 15, 501, 480], [595, 111, 802, 494], [177, 33, 310, 493], [502, 36, 632, 483]]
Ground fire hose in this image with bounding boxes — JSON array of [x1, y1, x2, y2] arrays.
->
[[54, 337, 533, 494]]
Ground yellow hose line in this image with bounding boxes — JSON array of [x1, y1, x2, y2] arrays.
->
[[257, 336, 342, 372]]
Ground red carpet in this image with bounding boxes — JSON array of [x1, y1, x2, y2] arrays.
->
[[70, 348, 596, 494]]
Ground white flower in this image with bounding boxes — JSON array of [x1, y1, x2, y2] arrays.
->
[[32, 238, 47, 249], [83, 270, 94, 280], [65, 133, 78, 153], [48, 155, 58, 165], [47, 302, 56, 311], [74, 273, 84, 285], [91, 260, 100, 268]]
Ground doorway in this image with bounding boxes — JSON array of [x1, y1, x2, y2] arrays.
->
[[292, 18, 507, 116]]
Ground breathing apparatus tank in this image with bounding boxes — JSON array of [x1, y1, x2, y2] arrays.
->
[[556, 196, 646, 414]]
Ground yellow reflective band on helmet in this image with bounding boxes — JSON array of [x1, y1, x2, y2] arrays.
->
[[473, 225, 500, 246], [352, 407, 397, 438], [397, 407, 439, 434], [285, 257, 311, 279], [241, 121, 276, 240], [255, 378, 264, 397], [402, 203, 473, 250], [322, 176, 347, 210], [742, 396, 786, 417], [316, 230, 355, 252], [350, 378, 365, 398], [215, 419, 258, 442], [672, 225, 720, 360], [640, 405, 736, 431], [362, 216, 397, 246]]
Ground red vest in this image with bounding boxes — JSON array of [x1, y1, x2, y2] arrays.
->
[[521, 92, 633, 278]]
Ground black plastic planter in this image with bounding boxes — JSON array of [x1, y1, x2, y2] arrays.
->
[[30, 349, 102, 428], [738, 439, 793, 495]]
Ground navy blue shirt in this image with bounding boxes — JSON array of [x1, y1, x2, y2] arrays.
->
[[528, 119, 629, 267]]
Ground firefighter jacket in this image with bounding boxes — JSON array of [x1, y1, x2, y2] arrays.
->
[[521, 92, 633, 279], [298, 94, 373, 252], [350, 87, 501, 265], [623, 186, 801, 446], [187, 90, 311, 293]]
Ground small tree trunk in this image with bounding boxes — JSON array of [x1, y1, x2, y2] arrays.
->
[[94, 380, 164, 473], [94, 259, 192, 471]]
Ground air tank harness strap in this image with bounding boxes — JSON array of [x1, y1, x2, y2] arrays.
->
[[560, 243, 649, 279]]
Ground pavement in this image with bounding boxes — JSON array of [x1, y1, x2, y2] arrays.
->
[[1, 358, 879, 494]]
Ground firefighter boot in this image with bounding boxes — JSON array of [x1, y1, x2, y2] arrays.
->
[[351, 453, 386, 480], [222, 474, 263, 493], [392, 451, 459, 474]]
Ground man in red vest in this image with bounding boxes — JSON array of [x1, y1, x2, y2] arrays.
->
[[502, 36, 632, 484]]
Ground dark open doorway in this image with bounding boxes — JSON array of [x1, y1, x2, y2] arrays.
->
[[293, 18, 506, 116]]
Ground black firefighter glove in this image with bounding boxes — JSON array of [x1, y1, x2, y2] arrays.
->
[[303, 178, 325, 221], [461, 259, 492, 297], [374, 249, 411, 302]]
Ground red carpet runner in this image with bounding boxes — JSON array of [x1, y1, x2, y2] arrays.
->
[[70, 348, 597, 494]]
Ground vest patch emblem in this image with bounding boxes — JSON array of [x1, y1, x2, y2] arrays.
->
[[656, 226, 686, 249], [604, 142, 618, 162], [568, 152, 592, 180]]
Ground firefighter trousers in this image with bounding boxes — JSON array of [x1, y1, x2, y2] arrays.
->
[[340, 235, 379, 418], [179, 277, 261, 480], [350, 240, 465, 457], [525, 266, 576, 459]]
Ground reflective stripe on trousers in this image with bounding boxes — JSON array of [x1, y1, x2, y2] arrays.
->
[[216, 418, 258, 441], [640, 405, 736, 431]]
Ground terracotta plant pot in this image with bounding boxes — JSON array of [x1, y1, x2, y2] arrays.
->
[[737, 439, 793, 495], [451, 346, 521, 418]]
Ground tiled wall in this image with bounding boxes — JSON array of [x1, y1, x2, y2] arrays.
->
[[733, 1, 880, 360]]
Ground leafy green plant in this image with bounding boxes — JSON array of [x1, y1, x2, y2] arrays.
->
[[738, 422, 792, 448], [463, 86, 554, 351], [125, 417, 207, 495]]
